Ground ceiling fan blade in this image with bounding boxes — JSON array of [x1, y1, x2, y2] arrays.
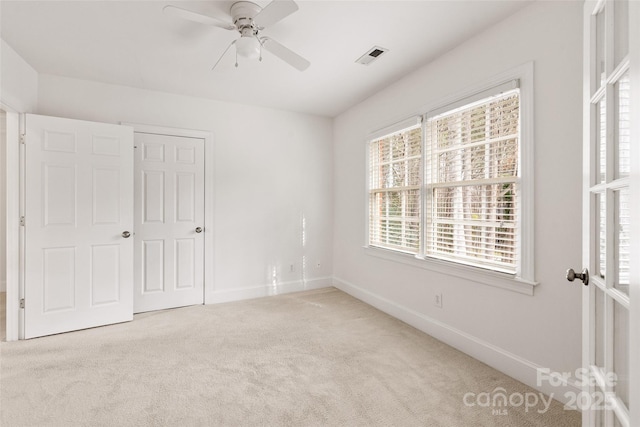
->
[[253, 0, 298, 29], [261, 37, 310, 71], [163, 5, 235, 31]]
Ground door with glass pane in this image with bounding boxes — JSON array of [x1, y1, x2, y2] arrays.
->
[[579, 1, 635, 425]]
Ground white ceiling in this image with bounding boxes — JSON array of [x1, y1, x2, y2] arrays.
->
[[0, 0, 532, 117]]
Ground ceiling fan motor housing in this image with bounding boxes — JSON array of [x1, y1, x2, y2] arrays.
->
[[231, 1, 262, 30]]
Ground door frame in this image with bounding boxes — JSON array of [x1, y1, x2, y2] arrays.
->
[[124, 123, 215, 306], [2, 104, 21, 341]]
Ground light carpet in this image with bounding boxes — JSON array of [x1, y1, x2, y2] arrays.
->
[[1, 287, 580, 426]]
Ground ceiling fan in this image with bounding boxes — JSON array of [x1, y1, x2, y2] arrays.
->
[[164, 0, 310, 71]]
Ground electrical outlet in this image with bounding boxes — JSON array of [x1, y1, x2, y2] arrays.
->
[[434, 293, 443, 308]]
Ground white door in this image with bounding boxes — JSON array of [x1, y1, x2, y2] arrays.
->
[[24, 114, 134, 339], [578, 1, 639, 425], [133, 132, 205, 313]]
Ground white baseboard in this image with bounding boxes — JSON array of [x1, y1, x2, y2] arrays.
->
[[208, 277, 333, 304], [333, 277, 581, 407]]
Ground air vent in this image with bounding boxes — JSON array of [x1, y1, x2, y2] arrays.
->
[[356, 46, 388, 65]]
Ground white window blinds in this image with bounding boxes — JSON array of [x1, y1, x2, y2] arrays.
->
[[425, 88, 520, 273], [369, 123, 422, 253]]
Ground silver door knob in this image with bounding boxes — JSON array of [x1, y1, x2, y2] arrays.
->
[[122, 231, 131, 238], [195, 227, 203, 233], [566, 268, 589, 286]]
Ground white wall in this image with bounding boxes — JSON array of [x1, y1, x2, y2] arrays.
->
[[37, 75, 334, 301], [0, 39, 38, 113], [1, 38, 38, 294], [332, 0, 583, 398]]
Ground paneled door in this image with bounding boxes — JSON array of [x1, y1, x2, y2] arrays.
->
[[133, 132, 205, 313], [576, 1, 638, 426], [24, 114, 134, 339]]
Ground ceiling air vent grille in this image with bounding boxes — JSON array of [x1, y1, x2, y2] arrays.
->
[[356, 46, 388, 65]]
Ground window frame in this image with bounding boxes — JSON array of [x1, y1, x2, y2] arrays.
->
[[367, 118, 422, 254], [424, 83, 520, 275], [364, 62, 537, 295]]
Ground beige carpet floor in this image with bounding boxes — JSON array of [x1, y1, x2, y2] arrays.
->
[[1, 287, 580, 426]]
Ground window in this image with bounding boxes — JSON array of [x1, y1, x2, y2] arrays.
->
[[366, 67, 534, 290], [368, 122, 422, 253], [425, 87, 520, 274]]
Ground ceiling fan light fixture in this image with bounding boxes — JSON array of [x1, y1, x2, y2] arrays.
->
[[236, 36, 261, 59], [166, 0, 309, 71]]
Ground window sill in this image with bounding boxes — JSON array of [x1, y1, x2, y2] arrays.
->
[[363, 246, 538, 296]]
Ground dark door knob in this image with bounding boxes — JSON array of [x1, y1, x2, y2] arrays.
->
[[566, 268, 589, 286], [195, 227, 203, 233]]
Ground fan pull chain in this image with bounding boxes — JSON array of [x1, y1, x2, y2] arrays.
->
[[212, 40, 237, 71], [235, 50, 239, 68]]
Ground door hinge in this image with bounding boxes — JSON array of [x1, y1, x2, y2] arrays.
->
[[20, 134, 25, 144], [20, 216, 25, 226], [20, 298, 25, 309]]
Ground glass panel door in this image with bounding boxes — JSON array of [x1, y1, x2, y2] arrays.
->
[[584, 1, 632, 425]]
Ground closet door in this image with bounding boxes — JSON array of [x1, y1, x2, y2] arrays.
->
[[24, 114, 134, 338], [133, 132, 205, 313]]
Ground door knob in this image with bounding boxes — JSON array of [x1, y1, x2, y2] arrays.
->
[[122, 231, 131, 238], [195, 227, 203, 233], [566, 268, 589, 286]]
